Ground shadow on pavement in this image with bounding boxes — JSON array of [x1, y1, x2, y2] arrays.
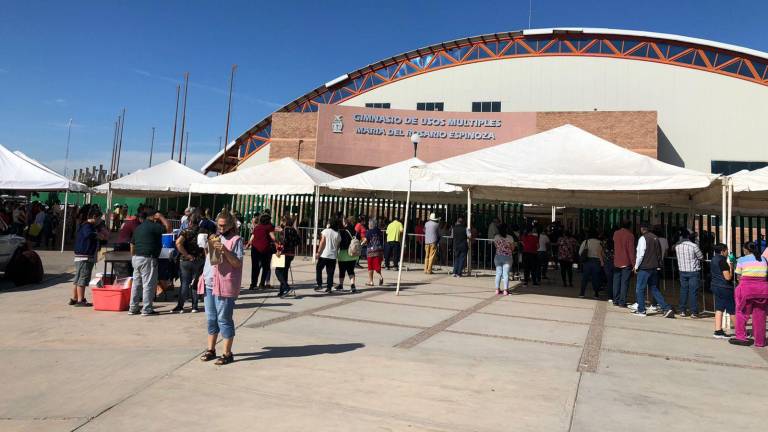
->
[[0, 273, 71, 293], [235, 343, 365, 362]]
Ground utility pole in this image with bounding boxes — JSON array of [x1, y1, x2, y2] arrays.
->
[[63, 118, 73, 177], [109, 120, 118, 180], [115, 108, 126, 179], [223, 64, 237, 149], [184, 131, 189, 165], [148, 127, 155, 167], [171, 85, 180, 159], [218, 136, 222, 152], [178, 72, 189, 163]]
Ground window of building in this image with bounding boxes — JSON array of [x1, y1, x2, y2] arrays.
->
[[365, 103, 390, 109], [471, 101, 501, 112], [711, 160, 768, 175], [416, 102, 444, 111]]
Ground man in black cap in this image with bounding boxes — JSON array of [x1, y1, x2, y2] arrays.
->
[[631, 222, 674, 318]]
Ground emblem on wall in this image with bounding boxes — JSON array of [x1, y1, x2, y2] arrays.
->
[[331, 115, 343, 133]]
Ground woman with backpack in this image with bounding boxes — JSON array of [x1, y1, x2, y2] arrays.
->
[[730, 241, 768, 347], [336, 216, 359, 293], [272, 215, 300, 298]]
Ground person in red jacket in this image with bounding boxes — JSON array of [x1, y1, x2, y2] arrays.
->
[[521, 227, 540, 285], [611, 220, 636, 307]]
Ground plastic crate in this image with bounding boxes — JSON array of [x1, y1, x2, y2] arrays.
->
[[92, 285, 131, 311]]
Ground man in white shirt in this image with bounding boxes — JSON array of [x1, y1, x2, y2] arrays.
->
[[537, 227, 551, 280]]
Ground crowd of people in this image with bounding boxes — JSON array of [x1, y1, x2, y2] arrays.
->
[[0, 200, 65, 248], [45, 201, 768, 364]]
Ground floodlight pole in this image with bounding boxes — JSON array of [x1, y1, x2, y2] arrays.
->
[[64, 118, 73, 177]]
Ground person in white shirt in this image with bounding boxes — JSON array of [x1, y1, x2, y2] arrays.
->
[[537, 226, 551, 280], [674, 229, 704, 317], [314, 218, 341, 293]]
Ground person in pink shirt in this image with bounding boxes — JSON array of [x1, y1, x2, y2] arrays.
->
[[198, 211, 244, 366], [611, 220, 636, 307]]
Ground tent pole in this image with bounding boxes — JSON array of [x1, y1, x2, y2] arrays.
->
[[395, 180, 412, 295], [187, 190, 192, 209], [720, 178, 727, 243], [726, 178, 733, 251], [106, 183, 113, 229], [466, 188, 472, 277], [312, 186, 320, 264], [212, 194, 217, 214], [60, 190, 69, 253], [551, 205, 556, 222]]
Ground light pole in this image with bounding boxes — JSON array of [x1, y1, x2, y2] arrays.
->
[[64, 118, 73, 177], [410, 132, 421, 158]]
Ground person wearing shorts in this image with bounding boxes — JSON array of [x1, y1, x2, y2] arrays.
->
[[71, 208, 107, 307], [363, 219, 384, 286], [711, 243, 735, 338]]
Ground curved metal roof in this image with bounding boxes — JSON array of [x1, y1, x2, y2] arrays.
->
[[203, 28, 768, 173]]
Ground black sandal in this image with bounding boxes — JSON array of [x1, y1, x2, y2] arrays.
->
[[200, 349, 216, 362], [215, 353, 234, 365]]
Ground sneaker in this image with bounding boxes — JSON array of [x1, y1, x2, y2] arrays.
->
[[350, 284, 357, 294], [663, 309, 675, 318], [496, 289, 502, 295], [578, 295, 585, 298], [647, 305, 660, 313], [68, 298, 77, 306], [334, 285, 344, 291], [728, 338, 753, 346], [314, 286, 324, 292], [628, 302, 639, 311], [713, 330, 729, 339], [128, 309, 141, 315], [631, 311, 646, 317], [607, 299, 614, 304], [74, 300, 92, 307], [324, 287, 332, 293], [679, 311, 688, 318], [503, 290, 509, 296], [690, 313, 699, 319], [171, 306, 184, 314], [191, 308, 200, 313], [178, 308, 186, 314], [141, 310, 159, 316]]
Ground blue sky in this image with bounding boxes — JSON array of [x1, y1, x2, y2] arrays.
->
[[0, 0, 765, 175]]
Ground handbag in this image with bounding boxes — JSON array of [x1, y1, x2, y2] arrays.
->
[[579, 240, 590, 263], [271, 254, 286, 268]]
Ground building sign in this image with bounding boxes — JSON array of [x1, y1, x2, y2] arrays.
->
[[316, 104, 538, 168]]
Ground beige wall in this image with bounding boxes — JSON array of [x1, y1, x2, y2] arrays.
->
[[340, 56, 768, 172]]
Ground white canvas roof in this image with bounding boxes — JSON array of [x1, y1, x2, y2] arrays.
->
[[0, 143, 79, 191], [190, 157, 339, 195], [13, 150, 90, 193], [729, 167, 768, 193], [410, 125, 719, 208], [320, 157, 463, 201], [94, 159, 209, 197]]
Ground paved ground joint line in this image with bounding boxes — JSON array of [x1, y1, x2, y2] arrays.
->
[[577, 301, 607, 373], [394, 293, 501, 349]]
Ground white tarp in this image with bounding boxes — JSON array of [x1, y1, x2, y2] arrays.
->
[[13, 151, 90, 193], [189, 157, 339, 195], [94, 159, 209, 197], [729, 167, 768, 193], [409, 125, 719, 208], [320, 157, 463, 201], [0, 143, 76, 191]]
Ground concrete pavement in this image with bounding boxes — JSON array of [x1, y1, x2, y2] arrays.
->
[[1, 254, 767, 431]]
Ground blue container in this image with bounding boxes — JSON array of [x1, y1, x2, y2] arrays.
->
[[162, 233, 176, 249]]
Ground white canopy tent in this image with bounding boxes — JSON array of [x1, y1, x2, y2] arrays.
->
[[1, 145, 91, 251], [13, 151, 90, 193], [320, 157, 462, 200], [94, 159, 209, 198], [190, 157, 339, 195], [395, 125, 720, 294]]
